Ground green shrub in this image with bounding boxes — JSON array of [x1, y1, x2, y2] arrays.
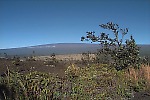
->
[[0, 69, 27, 100], [12, 56, 21, 66], [0, 64, 148, 99], [81, 22, 142, 70], [64, 64, 145, 99], [0, 69, 62, 100]]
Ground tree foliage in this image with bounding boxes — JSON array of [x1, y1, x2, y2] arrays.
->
[[81, 22, 141, 70]]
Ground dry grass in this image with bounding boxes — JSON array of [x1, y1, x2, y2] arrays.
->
[[128, 64, 150, 84], [36, 54, 95, 61]]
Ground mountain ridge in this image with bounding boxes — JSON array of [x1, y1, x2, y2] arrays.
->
[[0, 43, 149, 57], [0, 43, 149, 50]]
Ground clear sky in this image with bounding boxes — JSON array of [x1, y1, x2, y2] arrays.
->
[[0, 0, 150, 49]]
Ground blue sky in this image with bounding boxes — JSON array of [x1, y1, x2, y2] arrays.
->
[[0, 0, 150, 49]]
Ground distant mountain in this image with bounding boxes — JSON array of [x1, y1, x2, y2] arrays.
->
[[0, 43, 149, 57], [0, 43, 100, 57]]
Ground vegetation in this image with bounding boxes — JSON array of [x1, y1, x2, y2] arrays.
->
[[0, 64, 149, 99], [12, 56, 21, 66], [81, 51, 94, 65], [81, 22, 145, 70], [44, 53, 58, 67], [0, 22, 149, 99]]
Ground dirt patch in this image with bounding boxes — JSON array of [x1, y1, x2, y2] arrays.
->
[[132, 91, 150, 100], [0, 58, 68, 77]]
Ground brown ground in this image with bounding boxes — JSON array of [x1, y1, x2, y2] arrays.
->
[[132, 90, 150, 100], [0, 54, 90, 77], [0, 58, 68, 77]]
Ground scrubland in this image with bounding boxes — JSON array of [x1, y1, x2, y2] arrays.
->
[[1, 22, 150, 99], [0, 55, 150, 100]]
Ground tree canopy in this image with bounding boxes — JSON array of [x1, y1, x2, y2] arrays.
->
[[81, 22, 141, 70]]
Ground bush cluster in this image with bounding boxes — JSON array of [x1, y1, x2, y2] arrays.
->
[[0, 64, 148, 99]]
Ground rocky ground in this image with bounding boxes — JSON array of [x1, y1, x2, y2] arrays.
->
[[0, 58, 68, 77], [131, 90, 150, 100]]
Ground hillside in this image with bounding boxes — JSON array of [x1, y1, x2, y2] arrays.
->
[[0, 43, 150, 57]]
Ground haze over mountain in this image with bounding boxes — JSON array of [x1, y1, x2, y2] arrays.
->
[[0, 43, 150, 58], [0, 43, 100, 57]]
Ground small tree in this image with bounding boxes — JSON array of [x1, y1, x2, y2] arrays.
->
[[81, 51, 91, 65], [51, 53, 56, 64], [81, 22, 141, 70], [4, 53, 8, 59], [12, 55, 21, 66]]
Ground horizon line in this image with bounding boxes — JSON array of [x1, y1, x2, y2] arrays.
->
[[0, 43, 150, 50]]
